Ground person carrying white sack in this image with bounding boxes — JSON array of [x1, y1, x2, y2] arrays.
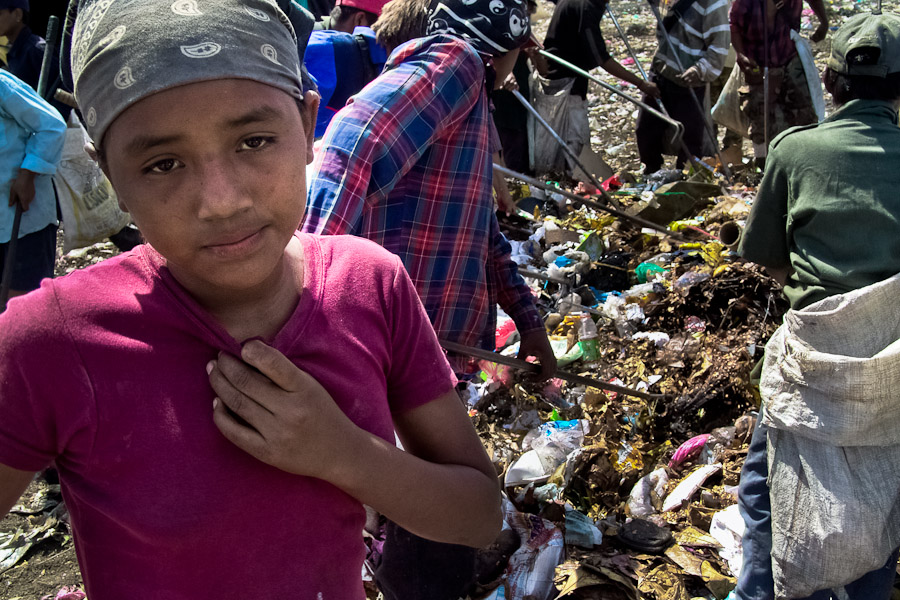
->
[[734, 10, 900, 600]]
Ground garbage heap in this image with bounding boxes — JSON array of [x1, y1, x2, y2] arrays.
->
[[464, 168, 789, 600]]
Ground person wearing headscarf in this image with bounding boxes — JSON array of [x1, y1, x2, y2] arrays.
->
[[303, 0, 556, 596], [0, 1, 504, 598]]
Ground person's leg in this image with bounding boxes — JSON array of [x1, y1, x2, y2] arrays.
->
[[733, 417, 777, 600], [8, 224, 58, 296], [741, 73, 768, 162], [636, 73, 669, 173], [374, 520, 477, 600], [664, 83, 709, 167], [778, 54, 817, 133]]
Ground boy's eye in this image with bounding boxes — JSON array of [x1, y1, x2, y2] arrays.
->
[[147, 158, 182, 174], [239, 136, 274, 151]]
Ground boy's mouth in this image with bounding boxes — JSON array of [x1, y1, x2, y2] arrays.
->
[[203, 227, 267, 257]]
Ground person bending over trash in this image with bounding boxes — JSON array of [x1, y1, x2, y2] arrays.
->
[[303, 0, 555, 595], [531, 0, 660, 174], [0, 1, 502, 598], [735, 11, 900, 600]]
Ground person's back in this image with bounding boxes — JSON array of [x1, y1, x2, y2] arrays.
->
[[304, 0, 554, 376], [734, 12, 900, 600], [741, 100, 900, 308]]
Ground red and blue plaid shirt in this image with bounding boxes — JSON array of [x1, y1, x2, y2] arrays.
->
[[303, 35, 544, 364]]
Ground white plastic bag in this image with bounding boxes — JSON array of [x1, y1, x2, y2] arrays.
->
[[711, 66, 749, 137], [54, 114, 131, 252], [528, 73, 588, 175]]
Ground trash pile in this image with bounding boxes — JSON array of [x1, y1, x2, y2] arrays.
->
[[462, 165, 789, 600]]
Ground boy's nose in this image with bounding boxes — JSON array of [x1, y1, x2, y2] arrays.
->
[[195, 159, 253, 220]]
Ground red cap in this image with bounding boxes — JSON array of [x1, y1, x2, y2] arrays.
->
[[336, 0, 389, 16]]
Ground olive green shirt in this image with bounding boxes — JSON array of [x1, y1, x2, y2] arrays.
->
[[740, 99, 900, 309]]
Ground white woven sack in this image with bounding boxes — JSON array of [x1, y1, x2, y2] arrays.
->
[[761, 270, 900, 598]]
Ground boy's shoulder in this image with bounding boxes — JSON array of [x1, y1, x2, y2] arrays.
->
[[6, 248, 157, 322]]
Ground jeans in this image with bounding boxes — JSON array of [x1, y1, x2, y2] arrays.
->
[[734, 418, 899, 600]]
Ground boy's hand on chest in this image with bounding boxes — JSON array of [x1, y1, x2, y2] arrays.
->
[[207, 340, 364, 481]]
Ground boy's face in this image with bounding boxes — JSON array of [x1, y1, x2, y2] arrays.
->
[[102, 79, 317, 300]]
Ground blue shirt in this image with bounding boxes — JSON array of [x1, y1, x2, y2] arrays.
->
[[0, 70, 66, 243]]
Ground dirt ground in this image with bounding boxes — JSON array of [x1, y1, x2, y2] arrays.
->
[[0, 0, 859, 597]]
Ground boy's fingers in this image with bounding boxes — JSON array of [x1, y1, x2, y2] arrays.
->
[[215, 350, 281, 404], [212, 399, 268, 455], [208, 360, 275, 423], [240, 340, 304, 392]]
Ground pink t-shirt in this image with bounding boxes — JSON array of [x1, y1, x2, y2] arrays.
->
[[0, 233, 455, 600]]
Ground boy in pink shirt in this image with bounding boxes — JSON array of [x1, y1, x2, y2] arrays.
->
[[0, 1, 501, 598]]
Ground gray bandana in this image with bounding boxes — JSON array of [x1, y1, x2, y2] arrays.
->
[[65, 0, 313, 144]]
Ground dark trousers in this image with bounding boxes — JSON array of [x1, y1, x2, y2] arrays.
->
[[636, 73, 710, 173], [374, 521, 477, 600]]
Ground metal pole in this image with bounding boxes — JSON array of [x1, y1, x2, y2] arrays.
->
[[511, 90, 608, 197], [440, 339, 671, 401], [606, 5, 650, 81], [1, 16, 60, 311], [762, 0, 770, 157], [493, 163, 691, 242], [644, 0, 733, 181]]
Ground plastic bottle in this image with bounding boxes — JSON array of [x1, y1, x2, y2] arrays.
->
[[577, 314, 600, 364]]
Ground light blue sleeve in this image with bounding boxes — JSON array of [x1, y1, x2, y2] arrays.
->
[[0, 72, 67, 176]]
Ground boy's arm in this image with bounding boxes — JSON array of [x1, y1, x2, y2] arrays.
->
[[208, 342, 502, 547], [303, 38, 485, 235], [806, 0, 829, 43], [730, 0, 755, 70], [686, 0, 730, 83], [0, 76, 67, 178], [739, 143, 793, 274], [601, 58, 660, 98], [488, 217, 557, 378], [0, 463, 35, 518]]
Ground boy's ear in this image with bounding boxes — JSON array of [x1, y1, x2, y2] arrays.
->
[[299, 90, 320, 166]]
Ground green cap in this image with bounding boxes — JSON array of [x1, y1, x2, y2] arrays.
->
[[827, 11, 900, 78]]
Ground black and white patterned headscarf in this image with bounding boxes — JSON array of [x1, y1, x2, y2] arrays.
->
[[63, 0, 316, 144], [426, 0, 531, 57]]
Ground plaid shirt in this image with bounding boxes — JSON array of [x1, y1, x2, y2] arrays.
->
[[730, 0, 802, 68], [303, 35, 544, 362]]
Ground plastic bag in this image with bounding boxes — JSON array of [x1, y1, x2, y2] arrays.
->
[[711, 66, 749, 138], [528, 73, 587, 175], [54, 114, 131, 252]]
